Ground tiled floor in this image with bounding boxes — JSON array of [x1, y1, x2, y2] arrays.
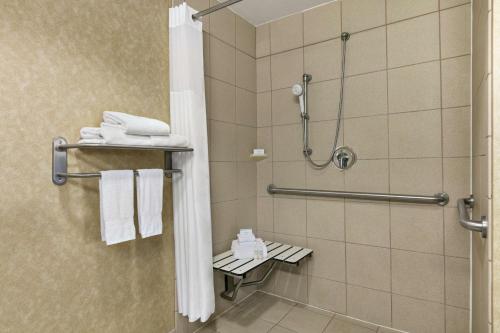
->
[[197, 291, 402, 333]]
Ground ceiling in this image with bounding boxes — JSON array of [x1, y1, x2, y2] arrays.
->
[[222, 0, 336, 26]]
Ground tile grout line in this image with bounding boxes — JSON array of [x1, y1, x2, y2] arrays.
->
[[260, 290, 388, 332], [273, 298, 299, 333], [256, 53, 470, 96], [268, 11, 276, 294], [260, 42, 469, 69], [192, 290, 261, 333], [263, 105, 472, 127], [259, 2, 470, 59], [299, 9, 311, 307], [437, 2, 449, 331], [340, 0, 349, 316], [383, 0, 394, 327], [321, 315, 336, 333], [208, 16, 257, 60], [266, 230, 469, 259]]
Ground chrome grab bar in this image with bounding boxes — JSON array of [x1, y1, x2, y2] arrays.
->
[[267, 184, 449, 206], [457, 195, 488, 238]]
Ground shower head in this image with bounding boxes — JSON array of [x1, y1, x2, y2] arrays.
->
[[292, 83, 303, 96], [292, 83, 305, 116]]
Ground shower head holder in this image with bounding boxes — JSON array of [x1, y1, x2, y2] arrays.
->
[[341, 32, 350, 41]]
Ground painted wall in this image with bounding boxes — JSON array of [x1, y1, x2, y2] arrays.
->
[[0, 1, 175, 332], [256, 0, 471, 332]]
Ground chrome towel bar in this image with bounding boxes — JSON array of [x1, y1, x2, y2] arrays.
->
[[57, 169, 182, 179], [457, 195, 488, 238], [52, 137, 192, 185], [267, 184, 449, 206]]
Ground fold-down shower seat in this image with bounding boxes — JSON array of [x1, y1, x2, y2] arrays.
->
[[212, 241, 313, 301]]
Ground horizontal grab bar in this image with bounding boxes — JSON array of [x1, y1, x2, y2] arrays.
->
[[457, 195, 488, 238], [267, 184, 449, 206]]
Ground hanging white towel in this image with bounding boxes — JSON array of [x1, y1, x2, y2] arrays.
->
[[99, 170, 136, 245], [103, 111, 171, 136], [136, 169, 164, 238], [170, 3, 215, 323]]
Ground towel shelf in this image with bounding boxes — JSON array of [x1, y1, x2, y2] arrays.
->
[[56, 142, 193, 152], [52, 137, 192, 185]]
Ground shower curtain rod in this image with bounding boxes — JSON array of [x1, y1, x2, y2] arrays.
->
[[192, 0, 244, 20]]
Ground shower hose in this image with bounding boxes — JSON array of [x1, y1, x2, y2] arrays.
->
[[304, 32, 349, 169]]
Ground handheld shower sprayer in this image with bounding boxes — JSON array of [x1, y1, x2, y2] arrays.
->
[[292, 74, 312, 118], [292, 84, 305, 116]]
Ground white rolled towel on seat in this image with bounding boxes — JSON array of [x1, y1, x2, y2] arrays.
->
[[103, 111, 171, 136]]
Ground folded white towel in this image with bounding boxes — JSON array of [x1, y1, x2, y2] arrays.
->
[[255, 238, 268, 258], [150, 134, 189, 147], [236, 241, 256, 249], [231, 240, 268, 259], [80, 127, 102, 139], [101, 123, 152, 145], [136, 169, 164, 238], [231, 240, 255, 259], [237, 228, 256, 243], [100, 123, 189, 147], [103, 111, 171, 136], [237, 233, 256, 243], [99, 170, 136, 245], [240, 229, 254, 236], [78, 138, 106, 144]]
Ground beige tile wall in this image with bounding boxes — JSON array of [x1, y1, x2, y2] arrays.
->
[[172, 0, 257, 331], [256, 1, 471, 332], [493, 0, 500, 330], [0, 1, 175, 332], [471, 0, 493, 332]]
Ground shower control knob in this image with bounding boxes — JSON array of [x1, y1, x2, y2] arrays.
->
[[332, 146, 356, 170]]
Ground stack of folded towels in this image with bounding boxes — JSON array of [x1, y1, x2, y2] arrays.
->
[[79, 111, 189, 147], [231, 229, 268, 259]]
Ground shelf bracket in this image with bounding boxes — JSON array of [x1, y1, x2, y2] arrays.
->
[[52, 137, 68, 185], [164, 151, 173, 178]]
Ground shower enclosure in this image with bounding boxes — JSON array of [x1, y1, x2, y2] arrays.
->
[[176, 0, 495, 332]]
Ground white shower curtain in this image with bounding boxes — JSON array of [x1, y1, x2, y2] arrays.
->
[[169, 3, 214, 322]]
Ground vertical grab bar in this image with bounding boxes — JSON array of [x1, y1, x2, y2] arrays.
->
[[457, 195, 488, 238]]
